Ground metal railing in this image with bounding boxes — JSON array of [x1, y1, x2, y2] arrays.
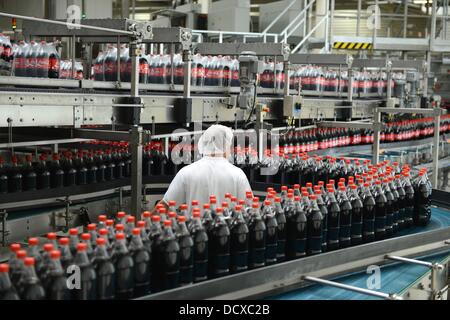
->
[[191, 29, 279, 44], [292, 13, 329, 53]]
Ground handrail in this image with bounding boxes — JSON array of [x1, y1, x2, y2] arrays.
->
[[280, 0, 315, 42], [292, 13, 328, 53], [262, 0, 299, 34], [191, 29, 279, 43]]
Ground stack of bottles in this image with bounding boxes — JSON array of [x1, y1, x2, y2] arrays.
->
[[11, 40, 60, 78], [0, 159, 433, 299], [59, 60, 84, 80], [0, 146, 174, 194], [0, 33, 13, 75]]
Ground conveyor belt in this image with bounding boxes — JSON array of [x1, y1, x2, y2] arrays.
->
[[267, 206, 450, 300]]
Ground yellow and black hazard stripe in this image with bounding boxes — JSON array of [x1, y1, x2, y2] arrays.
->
[[333, 42, 373, 50]]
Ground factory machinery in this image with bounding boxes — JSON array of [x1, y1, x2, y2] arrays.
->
[[0, 14, 448, 300]]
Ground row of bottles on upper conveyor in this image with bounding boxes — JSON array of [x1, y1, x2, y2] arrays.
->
[[0, 144, 176, 194], [0, 160, 432, 299]]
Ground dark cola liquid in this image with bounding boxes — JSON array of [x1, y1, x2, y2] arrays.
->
[[404, 183, 415, 228], [350, 194, 363, 246], [208, 217, 230, 278], [384, 186, 394, 238], [327, 197, 340, 250], [413, 181, 432, 226], [264, 214, 278, 265], [285, 206, 307, 259], [396, 183, 406, 230], [190, 223, 209, 282], [338, 195, 352, 249], [248, 215, 266, 269], [362, 192, 376, 243], [275, 207, 287, 262], [229, 217, 249, 273], [157, 230, 180, 291], [374, 187, 387, 241], [112, 245, 134, 299], [177, 229, 194, 286], [93, 252, 115, 299], [307, 206, 323, 255]]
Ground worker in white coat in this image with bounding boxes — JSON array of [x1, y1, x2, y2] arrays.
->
[[153, 124, 252, 213]]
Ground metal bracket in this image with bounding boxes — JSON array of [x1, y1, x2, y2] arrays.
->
[[0, 210, 9, 247], [56, 196, 73, 232], [73, 105, 83, 128]]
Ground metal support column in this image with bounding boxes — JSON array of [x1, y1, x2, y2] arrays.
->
[[356, 0, 362, 36], [0, 210, 8, 247], [329, 0, 335, 52], [283, 60, 290, 97], [430, 0, 437, 47], [373, 107, 381, 165], [130, 42, 139, 98], [130, 125, 143, 217], [303, 276, 402, 300], [403, 0, 408, 38], [348, 69, 353, 102], [183, 50, 192, 98], [431, 108, 441, 188]]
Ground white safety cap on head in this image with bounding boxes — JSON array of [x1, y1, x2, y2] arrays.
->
[[198, 124, 233, 156]]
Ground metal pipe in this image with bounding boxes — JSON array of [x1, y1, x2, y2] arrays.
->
[[373, 107, 381, 165], [403, 0, 408, 38], [0, 12, 133, 35], [329, 0, 335, 52], [183, 50, 192, 99], [130, 125, 143, 218], [357, 0, 362, 36], [303, 276, 402, 300], [71, 35, 76, 79], [385, 255, 442, 269], [431, 109, 441, 188], [430, 0, 437, 46]]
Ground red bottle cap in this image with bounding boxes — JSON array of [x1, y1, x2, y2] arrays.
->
[[87, 223, 96, 231], [163, 220, 172, 227], [99, 228, 108, 236], [132, 228, 140, 235], [210, 198, 217, 204], [168, 200, 176, 206], [126, 216, 135, 223], [50, 250, 61, 259], [10, 243, 21, 252], [81, 233, 91, 241], [43, 243, 54, 252], [98, 215, 107, 222], [224, 193, 231, 199], [117, 211, 126, 218], [274, 197, 281, 203], [287, 193, 294, 199], [28, 238, 39, 246], [216, 207, 223, 213], [252, 203, 259, 209], [158, 207, 167, 214], [47, 232, 57, 240], [266, 187, 274, 193], [0, 264, 9, 273], [288, 188, 294, 194], [238, 200, 245, 205], [151, 215, 161, 222], [327, 188, 334, 193], [116, 232, 125, 240], [264, 200, 271, 206], [178, 215, 186, 223], [96, 238, 106, 246], [142, 211, 151, 218], [253, 197, 259, 202], [59, 237, 69, 246], [203, 203, 210, 209], [168, 211, 177, 218], [294, 184, 300, 189], [375, 180, 381, 185], [24, 257, 35, 267], [106, 219, 114, 226], [309, 195, 317, 200], [318, 181, 324, 186], [339, 186, 346, 191], [302, 191, 309, 197], [193, 211, 201, 218], [222, 202, 229, 208], [191, 200, 199, 206], [137, 220, 146, 228], [315, 190, 322, 195], [17, 250, 27, 259], [281, 186, 288, 191], [306, 182, 312, 188], [294, 196, 301, 201], [231, 196, 238, 202], [351, 185, 358, 190], [76, 243, 87, 252], [115, 224, 124, 231], [235, 205, 242, 211]]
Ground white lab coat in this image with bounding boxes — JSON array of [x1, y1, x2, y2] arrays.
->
[[162, 156, 252, 212]]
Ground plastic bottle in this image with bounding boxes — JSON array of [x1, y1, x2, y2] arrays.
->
[[42, 250, 70, 300], [27, 238, 43, 276], [361, 182, 376, 243], [188, 211, 208, 282], [47, 43, 60, 79], [0, 264, 20, 300], [50, 153, 64, 188], [92, 237, 115, 299], [72, 243, 97, 300], [103, 45, 118, 82], [18, 257, 46, 300], [326, 187, 340, 250], [402, 172, 415, 228], [68, 228, 79, 256], [25, 41, 38, 77], [374, 180, 387, 240], [81, 233, 94, 260], [10, 248, 26, 287], [208, 208, 230, 278], [262, 200, 278, 265], [388, 176, 400, 233], [247, 202, 266, 269], [348, 184, 363, 245], [111, 232, 134, 299], [128, 228, 151, 296], [229, 205, 249, 273], [382, 178, 394, 238], [286, 195, 307, 259], [156, 220, 180, 291], [58, 237, 73, 271], [8, 156, 23, 193], [307, 195, 323, 255], [413, 170, 432, 226], [12, 41, 27, 77], [176, 216, 194, 286]]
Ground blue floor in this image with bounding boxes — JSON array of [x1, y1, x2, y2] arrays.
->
[[267, 207, 450, 300]]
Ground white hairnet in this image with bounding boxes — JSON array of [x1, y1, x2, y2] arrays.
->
[[198, 124, 233, 156]]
